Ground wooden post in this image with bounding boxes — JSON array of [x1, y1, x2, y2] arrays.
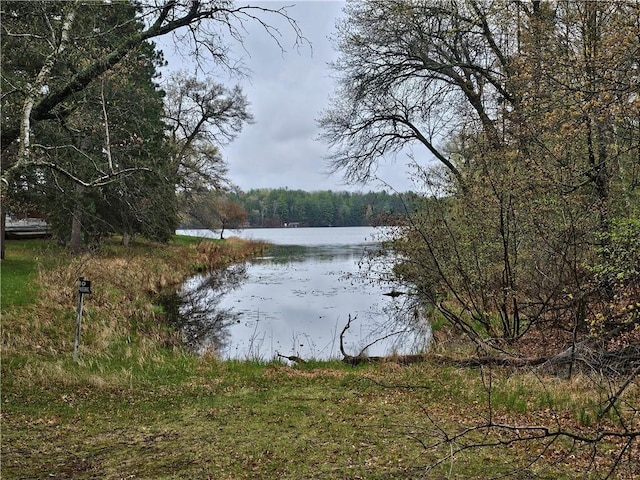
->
[[73, 277, 91, 361], [73, 277, 85, 361]]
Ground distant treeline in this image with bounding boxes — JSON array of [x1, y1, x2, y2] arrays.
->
[[228, 189, 413, 228]]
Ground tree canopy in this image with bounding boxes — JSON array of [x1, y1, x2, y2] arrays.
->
[[322, 0, 640, 343], [1, 0, 304, 256], [322, 2, 639, 473]]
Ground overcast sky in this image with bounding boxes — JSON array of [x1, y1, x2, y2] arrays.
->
[[161, 1, 419, 193]]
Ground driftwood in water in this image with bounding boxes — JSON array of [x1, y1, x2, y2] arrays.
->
[[339, 314, 430, 365]]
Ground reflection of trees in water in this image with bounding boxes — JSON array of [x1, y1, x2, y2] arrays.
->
[[346, 243, 432, 355], [166, 242, 430, 358], [351, 295, 432, 356], [257, 244, 379, 265], [165, 263, 247, 355]]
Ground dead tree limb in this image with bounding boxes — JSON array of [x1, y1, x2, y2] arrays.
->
[[430, 354, 549, 368], [339, 314, 428, 365], [276, 352, 307, 364], [598, 363, 640, 421]]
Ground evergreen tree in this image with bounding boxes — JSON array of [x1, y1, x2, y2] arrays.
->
[[2, 2, 173, 247]]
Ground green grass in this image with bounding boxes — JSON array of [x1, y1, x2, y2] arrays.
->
[[0, 236, 195, 308], [171, 233, 214, 246], [1, 239, 53, 307], [2, 238, 637, 479], [0, 356, 522, 479], [6, 353, 619, 479]]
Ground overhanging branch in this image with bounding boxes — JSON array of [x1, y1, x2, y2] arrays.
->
[[29, 160, 152, 188]]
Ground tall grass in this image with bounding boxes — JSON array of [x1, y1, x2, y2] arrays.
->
[[1, 236, 266, 360]]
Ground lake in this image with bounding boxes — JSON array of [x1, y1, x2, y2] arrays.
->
[[176, 226, 430, 360]]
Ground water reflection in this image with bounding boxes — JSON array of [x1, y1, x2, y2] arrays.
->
[[253, 244, 378, 265], [166, 263, 247, 355], [173, 227, 431, 359]]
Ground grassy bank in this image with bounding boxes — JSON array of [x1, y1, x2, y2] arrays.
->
[[2, 238, 638, 479], [1, 235, 266, 359]]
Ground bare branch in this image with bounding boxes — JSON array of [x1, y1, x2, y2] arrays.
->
[[2, 1, 306, 154], [29, 159, 152, 188]]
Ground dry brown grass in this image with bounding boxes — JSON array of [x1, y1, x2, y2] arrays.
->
[[195, 236, 268, 269], [1, 237, 267, 358]]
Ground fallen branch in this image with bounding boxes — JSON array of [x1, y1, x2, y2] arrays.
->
[[276, 352, 307, 364], [430, 353, 548, 368], [338, 316, 640, 373], [339, 314, 429, 365]]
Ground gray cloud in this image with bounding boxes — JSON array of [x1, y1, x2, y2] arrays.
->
[[161, 1, 416, 193]]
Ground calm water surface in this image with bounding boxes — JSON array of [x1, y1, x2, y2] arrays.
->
[[177, 227, 428, 360]]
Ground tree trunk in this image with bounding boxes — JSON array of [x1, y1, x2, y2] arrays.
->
[[70, 184, 84, 253], [1, 202, 6, 260]]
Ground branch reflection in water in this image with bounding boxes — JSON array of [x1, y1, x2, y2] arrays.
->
[[163, 263, 247, 355], [172, 227, 432, 360]]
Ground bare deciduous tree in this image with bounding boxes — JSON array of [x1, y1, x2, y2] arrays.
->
[[1, 0, 306, 258], [323, 2, 639, 473], [163, 72, 253, 194]]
